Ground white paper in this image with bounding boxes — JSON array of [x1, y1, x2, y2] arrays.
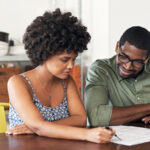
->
[[110, 125, 150, 146]]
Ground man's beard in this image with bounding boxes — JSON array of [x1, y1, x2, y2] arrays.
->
[[117, 64, 144, 79]]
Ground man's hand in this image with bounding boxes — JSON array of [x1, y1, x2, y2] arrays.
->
[[142, 116, 150, 124], [5, 124, 34, 135]]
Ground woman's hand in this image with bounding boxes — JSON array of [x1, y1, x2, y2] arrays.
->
[[85, 127, 115, 143], [5, 124, 34, 135]]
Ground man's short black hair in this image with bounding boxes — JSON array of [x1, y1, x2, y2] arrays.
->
[[120, 26, 150, 52], [23, 8, 91, 66]]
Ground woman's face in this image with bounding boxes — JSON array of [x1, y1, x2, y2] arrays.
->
[[44, 50, 78, 79]]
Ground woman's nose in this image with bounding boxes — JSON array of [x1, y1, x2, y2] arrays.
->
[[67, 61, 74, 69]]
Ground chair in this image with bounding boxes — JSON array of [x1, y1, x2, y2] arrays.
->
[[0, 103, 9, 133], [70, 65, 81, 96], [0, 67, 19, 133]]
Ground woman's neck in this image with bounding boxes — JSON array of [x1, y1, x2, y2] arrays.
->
[[33, 65, 59, 88]]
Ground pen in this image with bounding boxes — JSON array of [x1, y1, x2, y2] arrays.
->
[[105, 126, 122, 141]]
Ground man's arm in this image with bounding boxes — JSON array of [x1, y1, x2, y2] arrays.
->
[[110, 104, 150, 125], [85, 62, 113, 127], [86, 82, 150, 126], [85, 85, 113, 127], [85, 61, 150, 126]]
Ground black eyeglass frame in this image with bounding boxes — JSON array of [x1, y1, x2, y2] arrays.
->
[[117, 53, 148, 68]]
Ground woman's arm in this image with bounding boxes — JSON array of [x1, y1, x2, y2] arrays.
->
[[6, 75, 115, 143], [7, 75, 86, 134], [6, 123, 115, 144], [53, 76, 87, 127]]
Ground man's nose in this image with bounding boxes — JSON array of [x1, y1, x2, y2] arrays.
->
[[124, 61, 133, 70]]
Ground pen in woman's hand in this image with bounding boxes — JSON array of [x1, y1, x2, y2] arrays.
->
[[105, 126, 122, 141]]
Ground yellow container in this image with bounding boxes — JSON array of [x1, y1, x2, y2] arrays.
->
[[0, 103, 9, 133]]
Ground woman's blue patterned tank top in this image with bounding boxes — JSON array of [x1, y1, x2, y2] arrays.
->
[[9, 75, 70, 128]]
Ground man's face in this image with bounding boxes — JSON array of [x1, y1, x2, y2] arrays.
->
[[116, 41, 148, 79]]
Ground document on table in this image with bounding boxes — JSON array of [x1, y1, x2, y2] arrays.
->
[[110, 125, 150, 146]]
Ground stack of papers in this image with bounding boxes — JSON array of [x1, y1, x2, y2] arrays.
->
[[111, 125, 150, 146]]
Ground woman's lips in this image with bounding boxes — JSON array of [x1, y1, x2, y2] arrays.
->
[[63, 72, 70, 75]]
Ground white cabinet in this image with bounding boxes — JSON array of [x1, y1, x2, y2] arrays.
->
[[0, 55, 29, 62]]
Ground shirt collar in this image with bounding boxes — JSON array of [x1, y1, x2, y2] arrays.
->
[[144, 59, 150, 73], [111, 55, 123, 82]]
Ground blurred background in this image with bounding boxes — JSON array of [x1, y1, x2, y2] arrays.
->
[[0, 0, 150, 100], [0, 0, 150, 65]]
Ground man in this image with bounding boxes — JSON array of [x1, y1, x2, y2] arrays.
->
[[85, 26, 150, 127]]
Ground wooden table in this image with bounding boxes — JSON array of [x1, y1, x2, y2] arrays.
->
[[1, 128, 150, 150]]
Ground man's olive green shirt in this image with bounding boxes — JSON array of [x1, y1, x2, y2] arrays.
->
[[85, 56, 150, 126]]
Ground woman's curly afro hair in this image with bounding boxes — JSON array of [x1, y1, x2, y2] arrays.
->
[[23, 8, 91, 66]]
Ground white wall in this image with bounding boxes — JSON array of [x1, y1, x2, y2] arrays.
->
[[0, 0, 109, 65], [82, 0, 150, 64], [0, 0, 80, 42], [1, 0, 150, 64], [0, 0, 52, 41], [109, 0, 150, 57], [81, 0, 109, 65]]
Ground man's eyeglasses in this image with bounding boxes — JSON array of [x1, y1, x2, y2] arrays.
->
[[117, 53, 146, 68]]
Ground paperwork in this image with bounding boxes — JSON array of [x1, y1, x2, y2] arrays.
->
[[110, 125, 150, 146]]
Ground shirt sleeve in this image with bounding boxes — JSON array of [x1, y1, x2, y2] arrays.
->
[[85, 61, 113, 127]]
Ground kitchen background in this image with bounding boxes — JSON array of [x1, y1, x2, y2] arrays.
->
[[0, 0, 150, 99]]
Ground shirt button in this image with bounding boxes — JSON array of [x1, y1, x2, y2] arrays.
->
[[137, 97, 140, 100], [135, 80, 137, 82]]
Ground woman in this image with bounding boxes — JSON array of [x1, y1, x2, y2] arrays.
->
[[6, 9, 115, 143]]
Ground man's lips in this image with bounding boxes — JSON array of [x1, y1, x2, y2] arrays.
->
[[119, 66, 134, 75]]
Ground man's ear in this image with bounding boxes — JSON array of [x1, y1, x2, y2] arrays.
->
[[145, 56, 150, 64], [115, 42, 120, 54]]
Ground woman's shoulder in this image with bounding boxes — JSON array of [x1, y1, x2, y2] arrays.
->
[[8, 74, 23, 84], [9, 69, 35, 83], [8, 72, 31, 90]]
